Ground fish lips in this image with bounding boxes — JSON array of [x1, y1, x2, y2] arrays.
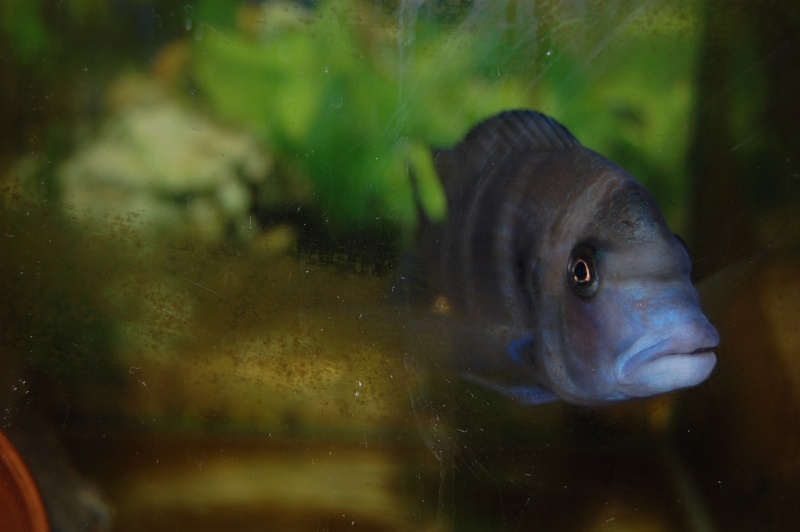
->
[[615, 321, 719, 398]]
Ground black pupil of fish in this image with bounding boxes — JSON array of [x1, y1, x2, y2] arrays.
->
[[573, 259, 591, 284]]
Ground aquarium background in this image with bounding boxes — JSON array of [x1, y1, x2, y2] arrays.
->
[[1, 0, 798, 530]]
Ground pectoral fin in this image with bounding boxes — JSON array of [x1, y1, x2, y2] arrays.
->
[[462, 374, 559, 404]]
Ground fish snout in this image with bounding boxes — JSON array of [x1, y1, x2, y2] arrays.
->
[[615, 319, 719, 398]]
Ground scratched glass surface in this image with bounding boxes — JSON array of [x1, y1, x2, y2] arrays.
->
[[1, 1, 798, 530]]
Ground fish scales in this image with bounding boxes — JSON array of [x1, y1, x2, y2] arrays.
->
[[402, 110, 719, 406]]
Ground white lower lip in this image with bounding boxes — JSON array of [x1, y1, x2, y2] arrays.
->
[[615, 319, 719, 396], [617, 351, 717, 396]]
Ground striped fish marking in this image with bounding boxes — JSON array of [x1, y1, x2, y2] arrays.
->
[[401, 110, 718, 406]]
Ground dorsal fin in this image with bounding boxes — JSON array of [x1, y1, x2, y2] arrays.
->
[[432, 110, 582, 202], [458, 110, 581, 165]]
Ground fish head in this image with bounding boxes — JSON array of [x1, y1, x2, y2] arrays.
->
[[413, 110, 719, 407], [534, 162, 719, 406]]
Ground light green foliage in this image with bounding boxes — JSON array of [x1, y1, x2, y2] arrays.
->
[[191, 0, 701, 239], [191, 0, 537, 238], [535, 2, 703, 232], [3, 0, 702, 242]]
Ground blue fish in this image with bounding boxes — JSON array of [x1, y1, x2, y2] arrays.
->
[[400, 110, 719, 406]]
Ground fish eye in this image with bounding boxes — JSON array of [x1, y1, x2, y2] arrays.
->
[[567, 243, 599, 297]]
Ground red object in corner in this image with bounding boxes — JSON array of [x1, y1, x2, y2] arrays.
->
[[0, 430, 50, 531]]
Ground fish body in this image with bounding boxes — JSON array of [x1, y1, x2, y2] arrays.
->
[[402, 110, 718, 406]]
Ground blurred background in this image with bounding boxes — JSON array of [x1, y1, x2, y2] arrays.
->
[[1, 0, 798, 530]]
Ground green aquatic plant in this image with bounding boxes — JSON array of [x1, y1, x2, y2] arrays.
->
[[190, 0, 701, 240], [3, 0, 703, 244], [190, 0, 537, 240]]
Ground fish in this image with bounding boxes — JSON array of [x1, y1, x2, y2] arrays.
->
[[399, 110, 719, 407]]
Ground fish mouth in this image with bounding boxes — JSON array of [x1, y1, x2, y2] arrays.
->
[[616, 322, 719, 398]]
